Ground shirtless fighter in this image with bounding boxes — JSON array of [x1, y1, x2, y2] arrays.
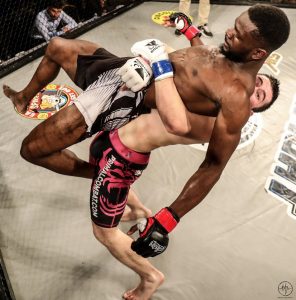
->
[[116, 5, 290, 259], [3, 5, 279, 220], [3, 4, 289, 299], [2, 4, 285, 182], [88, 5, 289, 298], [3, 3, 288, 251], [89, 109, 215, 300]]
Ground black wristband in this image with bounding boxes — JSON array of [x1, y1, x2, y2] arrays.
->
[[166, 206, 180, 222]]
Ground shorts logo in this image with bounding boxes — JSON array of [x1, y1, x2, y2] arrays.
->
[[190, 113, 263, 151], [91, 155, 116, 218], [134, 170, 142, 176], [265, 94, 296, 220]]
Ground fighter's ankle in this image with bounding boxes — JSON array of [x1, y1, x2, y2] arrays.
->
[[143, 269, 165, 284], [19, 91, 30, 102]]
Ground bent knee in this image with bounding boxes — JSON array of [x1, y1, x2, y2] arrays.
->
[[92, 223, 116, 247], [20, 136, 37, 162], [46, 37, 66, 57]]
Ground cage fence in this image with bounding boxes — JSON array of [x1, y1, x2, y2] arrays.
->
[[0, 0, 143, 79]]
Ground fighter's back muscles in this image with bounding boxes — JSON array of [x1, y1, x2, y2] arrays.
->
[[119, 109, 215, 154]]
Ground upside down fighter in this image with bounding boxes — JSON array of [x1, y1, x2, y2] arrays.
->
[[3, 4, 289, 300]]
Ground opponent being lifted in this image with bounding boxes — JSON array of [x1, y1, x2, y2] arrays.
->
[[87, 7, 288, 298], [119, 7, 289, 258], [3, 4, 289, 299]]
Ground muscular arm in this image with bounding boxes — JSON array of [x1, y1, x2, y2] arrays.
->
[[154, 77, 191, 135], [169, 88, 250, 217], [128, 87, 252, 258], [153, 16, 203, 131]]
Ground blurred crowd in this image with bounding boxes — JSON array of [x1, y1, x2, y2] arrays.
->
[[0, 0, 137, 63]]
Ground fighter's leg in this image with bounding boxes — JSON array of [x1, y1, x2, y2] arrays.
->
[[20, 104, 94, 178], [179, 0, 191, 15], [93, 224, 164, 300], [122, 189, 152, 222], [3, 37, 100, 113]]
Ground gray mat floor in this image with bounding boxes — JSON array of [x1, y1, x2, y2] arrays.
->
[[1, 2, 296, 300]]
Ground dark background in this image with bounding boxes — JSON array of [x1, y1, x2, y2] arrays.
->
[[0, 0, 133, 62], [0, 0, 142, 78]]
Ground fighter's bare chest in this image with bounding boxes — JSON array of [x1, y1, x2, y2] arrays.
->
[[174, 53, 227, 116]]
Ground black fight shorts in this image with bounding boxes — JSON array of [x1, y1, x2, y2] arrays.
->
[[74, 48, 131, 91], [73, 48, 151, 135]]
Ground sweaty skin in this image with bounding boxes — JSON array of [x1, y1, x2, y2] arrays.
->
[[93, 109, 214, 300], [119, 109, 214, 153], [139, 11, 276, 219], [2, 5, 284, 299], [145, 45, 254, 117]]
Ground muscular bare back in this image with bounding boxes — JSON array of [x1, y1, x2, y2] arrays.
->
[[144, 45, 255, 117], [119, 110, 214, 153]]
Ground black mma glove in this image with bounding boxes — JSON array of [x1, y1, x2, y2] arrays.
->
[[129, 207, 180, 258], [170, 12, 201, 40]]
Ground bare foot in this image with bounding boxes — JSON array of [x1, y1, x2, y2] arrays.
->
[[3, 85, 28, 114], [122, 270, 164, 300], [121, 206, 152, 222]]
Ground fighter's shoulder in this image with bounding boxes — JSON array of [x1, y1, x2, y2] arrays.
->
[[218, 84, 250, 131], [220, 76, 250, 111], [224, 77, 249, 98], [170, 44, 211, 54], [188, 44, 215, 53]]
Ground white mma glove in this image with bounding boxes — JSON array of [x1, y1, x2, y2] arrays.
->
[[117, 57, 152, 92], [131, 39, 173, 81]]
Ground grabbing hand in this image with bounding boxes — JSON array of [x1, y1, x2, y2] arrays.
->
[[131, 38, 169, 64], [131, 39, 173, 81], [127, 207, 180, 258], [117, 57, 152, 92]]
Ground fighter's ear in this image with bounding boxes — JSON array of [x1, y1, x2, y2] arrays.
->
[[251, 48, 267, 60]]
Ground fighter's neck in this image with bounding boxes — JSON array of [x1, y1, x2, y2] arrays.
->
[[237, 60, 265, 77]]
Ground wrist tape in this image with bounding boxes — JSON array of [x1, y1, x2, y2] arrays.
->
[[185, 25, 202, 40], [155, 207, 180, 233], [151, 60, 174, 81]]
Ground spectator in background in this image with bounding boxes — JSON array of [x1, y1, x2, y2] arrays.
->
[[177, 0, 213, 37], [32, 0, 77, 42]]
